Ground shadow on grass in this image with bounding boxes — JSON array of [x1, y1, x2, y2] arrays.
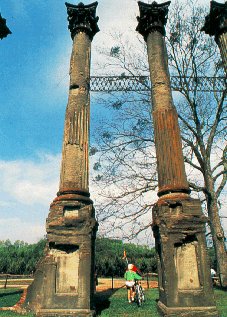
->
[[95, 287, 124, 316], [0, 290, 23, 298], [214, 285, 227, 292]]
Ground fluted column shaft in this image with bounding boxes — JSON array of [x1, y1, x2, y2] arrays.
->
[[218, 32, 227, 72], [58, 2, 99, 201], [59, 32, 91, 194], [202, 1, 227, 74], [137, 1, 190, 199]]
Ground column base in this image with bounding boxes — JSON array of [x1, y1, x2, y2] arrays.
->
[[158, 301, 219, 317], [36, 308, 96, 317], [24, 197, 98, 317], [152, 199, 218, 316]]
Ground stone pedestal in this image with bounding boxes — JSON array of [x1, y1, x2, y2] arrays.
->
[[153, 199, 218, 317], [24, 2, 99, 316], [25, 198, 97, 317]]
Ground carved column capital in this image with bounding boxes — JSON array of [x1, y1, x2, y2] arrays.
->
[[0, 14, 11, 40], [65, 1, 99, 40], [136, 1, 171, 40], [201, 1, 227, 42]]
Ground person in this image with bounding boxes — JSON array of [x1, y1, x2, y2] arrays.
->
[[124, 263, 142, 303], [211, 268, 217, 286], [211, 268, 216, 278]]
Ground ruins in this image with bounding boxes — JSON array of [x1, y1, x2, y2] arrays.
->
[[136, 1, 219, 316], [202, 1, 227, 74], [24, 2, 99, 316], [201, 0, 227, 289], [20, 1, 225, 316]]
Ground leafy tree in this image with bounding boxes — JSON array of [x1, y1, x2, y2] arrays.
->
[[91, 0, 227, 285], [0, 239, 46, 275], [95, 237, 156, 277]]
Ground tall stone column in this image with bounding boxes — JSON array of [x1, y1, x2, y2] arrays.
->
[[24, 3, 99, 317], [137, 2, 218, 316], [202, 1, 227, 74]]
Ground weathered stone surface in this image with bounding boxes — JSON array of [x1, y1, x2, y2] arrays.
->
[[202, 1, 227, 74], [136, 2, 218, 316], [24, 2, 99, 316], [137, 1, 190, 199], [65, 2, 99, 40], [202, 1, 227, 40], [153, 201, 218, 316]]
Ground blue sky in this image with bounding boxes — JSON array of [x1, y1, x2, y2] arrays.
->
[[0, 0, 141, 242], [0, 0, 141, 161], [1, 1, 72, 160]]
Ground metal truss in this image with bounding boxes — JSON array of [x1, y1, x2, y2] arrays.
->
[[90, 75, 226, 92]]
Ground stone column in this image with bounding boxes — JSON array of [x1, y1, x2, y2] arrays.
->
[[137, 1, 190, 201], [24, 3, 99, 317], [202, 1, 227, 74], [137, 2, 218, 317]]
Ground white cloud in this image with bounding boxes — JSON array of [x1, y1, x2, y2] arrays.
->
[[0, 153, 60, 205], [0, 153, 60, 243], [0, 218, 45, 244]]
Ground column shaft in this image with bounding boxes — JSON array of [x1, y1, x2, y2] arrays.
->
[[60, 32, 91, 194], [146, 31, 189, 197], [218, 32, 227, 73]]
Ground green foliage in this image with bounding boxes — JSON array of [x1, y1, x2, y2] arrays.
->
[[0, 239, 46, 275], [0, 237, 156, 277], [207, 247, 217, 271], [95, 238, 157, 277], [0, 238, 217, 281]]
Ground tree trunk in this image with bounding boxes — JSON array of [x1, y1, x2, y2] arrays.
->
[[205, 170, 227, 287]]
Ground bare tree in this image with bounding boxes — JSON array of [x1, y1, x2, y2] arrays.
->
[[91, 0, 227, 284]]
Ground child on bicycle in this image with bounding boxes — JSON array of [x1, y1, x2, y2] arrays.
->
[[124, 263, 142, 303]]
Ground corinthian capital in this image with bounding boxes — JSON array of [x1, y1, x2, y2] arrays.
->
[[65, 1, 99, 40], [0, 14, 11, 40], [201, 1, 227, 41], [136, 1, 171, 40]]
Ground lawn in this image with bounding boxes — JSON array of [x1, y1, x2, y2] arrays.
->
[[0, 289, 22, 308], [96, 288, 160, 317], [0, 287, 226, 317]]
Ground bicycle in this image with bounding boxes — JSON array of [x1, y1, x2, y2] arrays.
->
[[134, 279, 145, 306]]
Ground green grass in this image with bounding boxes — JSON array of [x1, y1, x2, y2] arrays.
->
[[95, 288, 227, 317], [0, 312, 34, 317], [0, 289, 22, 308], [0, 288, 34, 317], [0, 287, 226, 317], [214, 288, 227, 317], [95, 288, 161, 317]]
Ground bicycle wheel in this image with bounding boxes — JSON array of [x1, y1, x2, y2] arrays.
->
[[140, 286, 145, 302], [135, 285, 142, 306]]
